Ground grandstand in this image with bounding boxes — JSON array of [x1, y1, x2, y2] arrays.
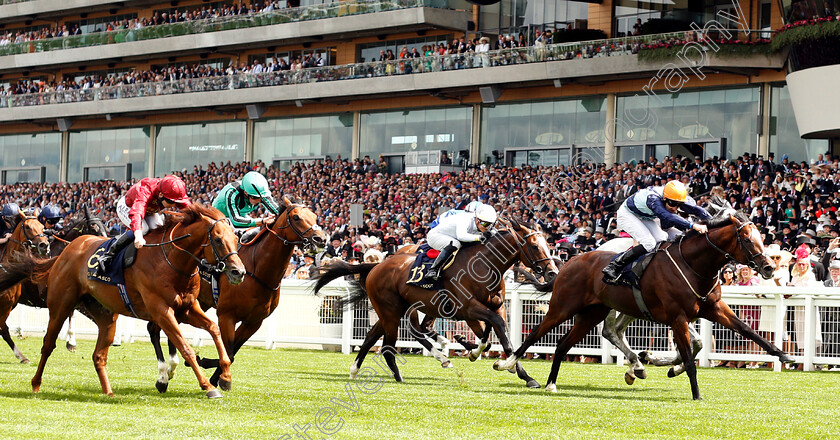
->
[[0, 0, 835, 185]]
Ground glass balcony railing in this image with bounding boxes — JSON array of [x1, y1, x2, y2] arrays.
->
[[0, 0, 438, 57], [0, 0, 33, 5], [0, 32, 691, 109]]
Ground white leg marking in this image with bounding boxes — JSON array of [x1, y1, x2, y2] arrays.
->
[[546, 383, 557, 393], [349, 360, 360, 379], [493, 355, 519, 371], [157, 361, 170, 386], [436, 335, 450, 353], [13, 346, 26, 362], [167, 353, 179, 380], [469, 342, 487, 362]]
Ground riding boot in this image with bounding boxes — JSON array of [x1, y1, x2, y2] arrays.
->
[[97, 232, 134, 275], [602, 244, 647, 284], [426, 244, 457, 280]]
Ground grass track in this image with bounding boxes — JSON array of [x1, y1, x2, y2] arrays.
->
[[0, 337, 836, 439]]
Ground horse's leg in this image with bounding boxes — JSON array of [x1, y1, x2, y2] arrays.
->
[[152, 308, 220, 398], [602, 311, 645, 384], [544, 306, 611, 393], [670, 317, 701, 400], [179, 302, 232, 392], [89, 310, 118, 397], [0, 288, 28, 363], [65, 312, 77, 353], [147, 321, 172, 393], [381, 318, 404, 383], [467, 320, 490, 361], [467, 303, 539, 388], [419, 314, 450, 352], [494, 297, 576, 373], [208, 319, 264, 389], [409, 311, 450, 368], [350, 320, 385, 379], [667, 324, 703, 378], [32, 291, 77, 393], [0, 320, 28, 363], [700, 301, 793, 363]]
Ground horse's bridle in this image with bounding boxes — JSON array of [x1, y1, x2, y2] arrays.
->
[[8, 217, 49, 256], [266, 205, 323, 251], [162, 217, 239, 276], [498, 220, 553, 276], [675, 220, 764, 280]]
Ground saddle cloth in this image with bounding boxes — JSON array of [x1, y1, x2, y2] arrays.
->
[[406, 244, 457, 290], [86, 231, 136, 286], [198, 268, 221, 306], [607, 251, 656, 290]]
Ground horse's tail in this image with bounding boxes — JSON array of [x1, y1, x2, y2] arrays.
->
[[311, 261, 377, 310], [0, 252, 58, 295], [513, 267, 555, 295]]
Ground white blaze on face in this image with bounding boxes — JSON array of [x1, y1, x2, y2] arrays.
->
[[535, 233, 558, 273]]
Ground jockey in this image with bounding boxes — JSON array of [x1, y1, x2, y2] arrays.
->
[[602, 180, 711, 283], [425, 204, 497, 280], [212, 171, 279, 237], [37, 205, 63, 233], [429, 200, 483, 229], [96, 175, 191, 274], [0, 203, 20, 245]]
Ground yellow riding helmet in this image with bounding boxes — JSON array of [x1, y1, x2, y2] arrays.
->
[[663, 180, 688, 203]]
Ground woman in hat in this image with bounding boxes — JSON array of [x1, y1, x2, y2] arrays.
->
[[736, 264, 761, 368], [714, 264, 738, 367], [756, 244, 793, 368], [788, 245, 823, 369]]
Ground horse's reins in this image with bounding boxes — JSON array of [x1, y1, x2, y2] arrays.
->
[[496, 218, 554, 275], [6, 218, 49, 256], [158, 217, 238, 277]]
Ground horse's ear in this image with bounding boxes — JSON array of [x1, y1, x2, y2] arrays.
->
[[729, 214, 742, 227], [282, 195, 293, 206], [18, 211, 28, 221]]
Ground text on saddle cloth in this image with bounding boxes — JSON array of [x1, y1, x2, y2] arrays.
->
[[406, 243, 459, 290], [86, 231, 137, 286]]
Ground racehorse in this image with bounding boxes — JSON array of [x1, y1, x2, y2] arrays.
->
[[313, 218, 559, 388], [0, 212, 50, 363], [0, 204, 246, 398], [146, 196, 327, 392], [493, 212, 794, 400], [1, 205, 108, 362]]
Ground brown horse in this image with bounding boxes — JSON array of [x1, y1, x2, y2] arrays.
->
[[0, 204, 246, 398], [0, 212, 50, 362], [313, 218, 559, 388], [1, 206, 108, 361], [147, 196, 327, 392], [493, 212, 794, 400]]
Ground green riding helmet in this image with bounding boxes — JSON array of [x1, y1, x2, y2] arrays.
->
[[242, 171, 272, 199]]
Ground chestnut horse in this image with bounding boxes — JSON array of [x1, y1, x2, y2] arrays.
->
[[0, 212, 50, 362], [147, 196, 327, 392], [0, 204, 246, 398], [313, 218, 559, 388], [494, 212, 794, 400], [1, 206, 108, 362]]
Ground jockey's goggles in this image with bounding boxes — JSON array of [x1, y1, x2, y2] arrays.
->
[[479, 220, 494, 228], [665, 199, 683, 208], [162, 197, 176, 205]]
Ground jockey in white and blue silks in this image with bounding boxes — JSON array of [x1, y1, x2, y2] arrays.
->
[[428, 201, 483, 229], [602, 180, 711, 283], [425, 204, 497, 280]]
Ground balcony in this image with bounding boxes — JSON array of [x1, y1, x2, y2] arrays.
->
[[0, 0, 468, 72], [0, 32, 787, 122], [0, 0, 143, 25]]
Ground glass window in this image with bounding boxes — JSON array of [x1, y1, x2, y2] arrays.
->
[[254, 114, 353, 169], [68, 127, 149, 182], [360, 107, 473, 159], [770, 84, 829, 163], [155, 121, 245, 176], [0, 133, 61, 183]]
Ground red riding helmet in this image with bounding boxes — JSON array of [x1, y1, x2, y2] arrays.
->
[[159, 176, 190, 205]]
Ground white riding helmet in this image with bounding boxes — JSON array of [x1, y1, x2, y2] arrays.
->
[[464, 201, 482, 213], [474, 205, 498, 225]]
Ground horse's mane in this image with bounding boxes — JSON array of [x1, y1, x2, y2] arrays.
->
[[164, 204, 223, 228], [684, 210, 749, 239], [507, 217, 537, 231]]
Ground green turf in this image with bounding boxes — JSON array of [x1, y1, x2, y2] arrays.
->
[[0, 337, 836, 439]]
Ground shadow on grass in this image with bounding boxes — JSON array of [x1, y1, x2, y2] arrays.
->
[[0, 382, 217, 403]]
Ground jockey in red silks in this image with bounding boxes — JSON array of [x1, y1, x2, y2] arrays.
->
[[96, 175, 191, 274]]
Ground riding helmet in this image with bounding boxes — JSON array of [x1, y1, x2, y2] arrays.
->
[[474, 205, 498, 225], [663, 180, 688, 203], [159, 176, 190, 204], [241, 171, 272, 199], [1, 203, 20, 217]]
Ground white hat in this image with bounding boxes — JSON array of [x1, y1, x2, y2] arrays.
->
[[830, 260, 840, 270], [766, 243, 792, 265]]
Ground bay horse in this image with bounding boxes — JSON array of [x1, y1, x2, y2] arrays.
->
[[147, 196, 327, 392], [0, 212, 50, 363], [1, 205, 108, 362], [0, 204, 246, 398], [494, 212, 794, 400], [313, 218, 559, 388]]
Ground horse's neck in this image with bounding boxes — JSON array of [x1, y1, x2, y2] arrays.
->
[[679, 226, 735, 278], [469, 232, 521, 273], [252, 229, 295, 290], [161, 223, 206, 273]]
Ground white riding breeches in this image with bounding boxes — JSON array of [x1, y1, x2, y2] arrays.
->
[[616, 204, 675, 252], [117, 196, 165, 235], [427, 230, 462, 251]]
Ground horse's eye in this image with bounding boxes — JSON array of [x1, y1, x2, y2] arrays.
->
[[293, 215, 301, 221], [214, 237, 222, 244]]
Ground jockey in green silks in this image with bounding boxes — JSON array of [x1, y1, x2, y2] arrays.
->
[[213, 171, 281, 239]]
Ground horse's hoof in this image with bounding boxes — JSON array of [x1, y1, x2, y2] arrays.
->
[[526, 379, 540, 389], [155, 380, 168, 393], [209, 376, 220, 388], [20, 358, 30, 364], [66, 342, 76, 353], [106, 392, 115, 398], [638, 351, 650, 363], [394, 375, 404, 383], [441, 361, 452, 369], [780, 354, 795, 363], [545, 383, 557, 393], [493, 359, 515, 372], [218, 378, 232, 392], [206, 389, 223, 399], [635, 368, 647, 380], [624, 371, 636, 385], [667, 367, 677, 378], [349, 365, 359, 380], [468, 352, 479, 362]]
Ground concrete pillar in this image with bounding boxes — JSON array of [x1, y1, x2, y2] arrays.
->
[[604, 93, 617, 166], [59, 131, 69, 182], [352, 111, 361, 160], [758, 83, 771, 158], [245, 119, 254, 163], [471, 104, 481, 165], [148, 125, 156, 178]]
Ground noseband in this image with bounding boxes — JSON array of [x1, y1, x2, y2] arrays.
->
[[162, 217, 239, 276], [9, 218, 49, 255]]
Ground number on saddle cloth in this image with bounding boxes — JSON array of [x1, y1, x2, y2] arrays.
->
[[86, 232, 137, 286], [406, 244, 457, 290]]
